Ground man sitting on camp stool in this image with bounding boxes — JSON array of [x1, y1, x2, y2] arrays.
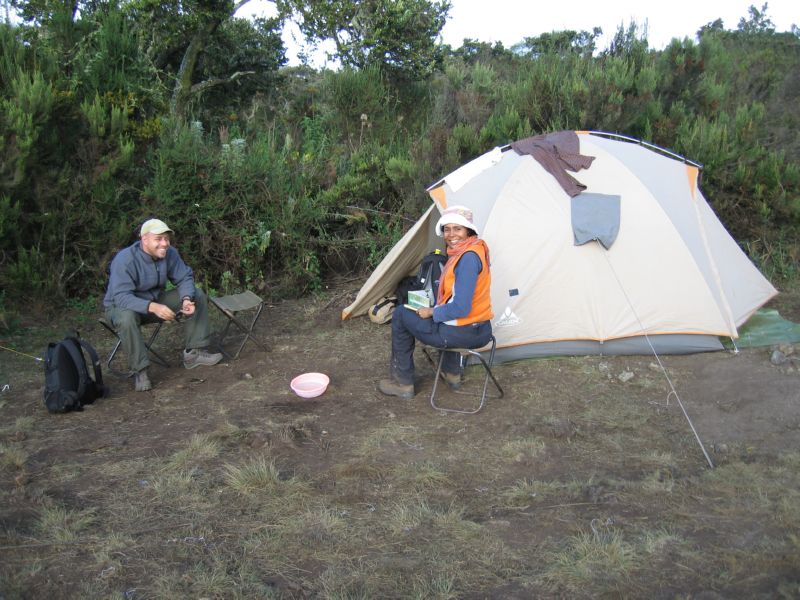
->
[[103, 218, 223, 391]]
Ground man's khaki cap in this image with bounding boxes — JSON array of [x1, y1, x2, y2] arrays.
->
[[140, 218, 174, 236]]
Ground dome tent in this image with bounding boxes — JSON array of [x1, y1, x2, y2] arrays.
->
[[342, 131, 777, 363]]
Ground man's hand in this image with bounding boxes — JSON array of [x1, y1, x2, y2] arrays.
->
[[148, 302, 177, 321], [181, 298, 196, 316]]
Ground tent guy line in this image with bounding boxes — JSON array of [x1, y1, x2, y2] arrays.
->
[[602, 250, 715, 468]]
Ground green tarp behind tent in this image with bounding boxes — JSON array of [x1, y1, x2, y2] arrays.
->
[[729, 309, 800, 348]]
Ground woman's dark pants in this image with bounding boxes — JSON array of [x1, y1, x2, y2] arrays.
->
[[390, 306, 492, 385]]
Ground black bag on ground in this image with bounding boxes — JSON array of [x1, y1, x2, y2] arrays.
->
[[395, 250, 448, 304], [43, 336, 107, 413]]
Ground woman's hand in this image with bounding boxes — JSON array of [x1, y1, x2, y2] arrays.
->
[[416, 307, 433, 319]]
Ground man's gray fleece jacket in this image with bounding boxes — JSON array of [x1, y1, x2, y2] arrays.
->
[[103, 241, 197, 315]]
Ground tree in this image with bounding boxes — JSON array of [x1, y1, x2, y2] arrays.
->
[[697, 18, 724, 41], [738, 3, 775, 34], [516, 28, 602, 59], [278, 0, 450, 82], [119, 0, 285, 119]]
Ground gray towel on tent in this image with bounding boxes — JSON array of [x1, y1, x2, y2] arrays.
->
[[571, 193, 621, 250]]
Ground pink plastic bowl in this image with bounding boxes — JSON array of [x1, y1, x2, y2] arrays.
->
[[290, 372, 330, 398]]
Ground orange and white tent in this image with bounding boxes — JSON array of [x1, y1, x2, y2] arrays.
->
[[343, 131, 777, 361]]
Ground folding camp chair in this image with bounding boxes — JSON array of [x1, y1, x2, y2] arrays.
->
[[422, 336, 504, 414], [98, 317, 170, 375], [209, 290, 269, 359]]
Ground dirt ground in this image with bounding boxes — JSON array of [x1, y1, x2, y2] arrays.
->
[[1, 282, 799, 598], [54, 285, 799, 460], [17, 291, 798, 459]]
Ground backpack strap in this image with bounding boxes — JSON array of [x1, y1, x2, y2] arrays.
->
[[62, 337, 90, 402], [76, 338, 107, 399]]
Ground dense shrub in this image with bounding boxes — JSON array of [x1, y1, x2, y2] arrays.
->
[[1, 6, 798, 313]]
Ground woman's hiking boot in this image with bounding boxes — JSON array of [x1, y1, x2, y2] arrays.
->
[[441, 371, 463, 390], [378, 378, 415, 399]]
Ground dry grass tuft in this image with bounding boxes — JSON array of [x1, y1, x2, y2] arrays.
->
[[35, 504, 97, 544], [640, 469, 676, 493], [12, 416, 35, 433], [0, 442, 27, 470], [390, 461, 450, 491], [148, 469, 199, 502], [223, 456, 310, 500], [358, 423, 421, 454], [501, 478, 579, 506], [386, 498, 436, 535], [167, 432, 221, 469], [210, 420, 251, 442], [499, 436, 546, 461], [224, 456, 282, 494], [641, 527, 683, 554], [540, 521, 639, 593]]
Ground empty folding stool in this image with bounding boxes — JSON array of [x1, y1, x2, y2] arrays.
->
[[209, 290, 269, 359]]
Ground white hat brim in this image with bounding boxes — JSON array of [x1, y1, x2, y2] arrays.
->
[[435, 213, 479, 236]]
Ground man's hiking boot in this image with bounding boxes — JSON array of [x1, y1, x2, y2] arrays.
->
[[378, 378, 415, 399], [441, 371, 463, 390], [134, 369, 152, 392], [183, 348, 223, 369]]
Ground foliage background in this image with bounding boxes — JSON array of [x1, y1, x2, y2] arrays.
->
[[0, 1, 798, 321]]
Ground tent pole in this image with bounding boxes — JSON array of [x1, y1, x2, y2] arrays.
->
[[586, 130, 703, 169]]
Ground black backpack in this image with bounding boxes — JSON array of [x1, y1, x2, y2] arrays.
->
[[395, 250, 449, 304], [43, 336, 107, 413]]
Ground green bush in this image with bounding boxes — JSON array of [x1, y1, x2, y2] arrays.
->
[[1, 5, 798, 307]]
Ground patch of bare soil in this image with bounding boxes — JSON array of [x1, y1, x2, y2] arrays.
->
[[1, 284, 799, 598]]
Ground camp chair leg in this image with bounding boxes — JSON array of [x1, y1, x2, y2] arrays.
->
[[210, 291, 269, 359], [98, 318, 170, 375], [425, 336, 504, 415], [218, 302, 267, 359]]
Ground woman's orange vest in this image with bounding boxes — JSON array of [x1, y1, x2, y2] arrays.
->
[[438, 241, 493, 326]]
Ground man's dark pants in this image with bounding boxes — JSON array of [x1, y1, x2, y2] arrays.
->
[[105, 289, 212, 373]]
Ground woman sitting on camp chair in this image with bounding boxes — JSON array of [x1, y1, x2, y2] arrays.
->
[[379, 205, 493, 399]]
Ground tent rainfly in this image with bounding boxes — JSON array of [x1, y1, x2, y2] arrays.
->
[[342, 131, 778, 363]]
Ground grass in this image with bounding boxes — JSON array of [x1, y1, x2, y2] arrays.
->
[[0, 442, 27, 471], [2, 291, 800, 598], [540, 526, 640, 594], [224, 456, 283, 494], [35, 504, 97, 544], [167, 432, 221, 468], [498, 436, 546, 461]]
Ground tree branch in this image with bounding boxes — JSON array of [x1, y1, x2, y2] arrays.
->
[[190, 71, 256, 96], [232, 0, 252, 14]]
